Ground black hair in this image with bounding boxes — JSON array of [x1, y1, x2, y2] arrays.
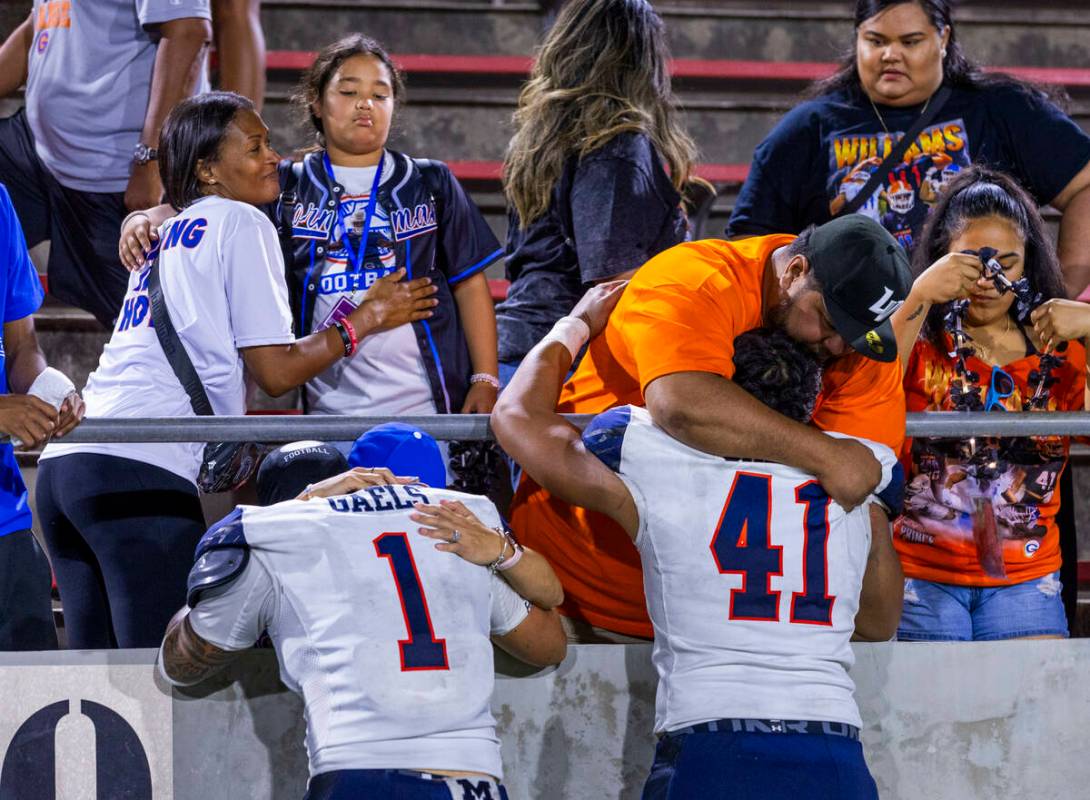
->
[[913, 164, 1065, 350], [732, 327, 823, 423], [808, 0, 1067, 108], [785, 224, 817, 260], [159, 92, 255, 209], [292, 33, 406, 147]]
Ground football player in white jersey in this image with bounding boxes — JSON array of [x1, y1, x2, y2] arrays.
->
[[492, 283, 905, 799], [158, 439, 566, 800]]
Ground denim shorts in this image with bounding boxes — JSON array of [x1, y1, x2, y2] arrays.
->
[[897, 572, 1069, 641]]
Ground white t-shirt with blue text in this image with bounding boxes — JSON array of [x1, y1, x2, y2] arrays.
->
[[41, 197, 295, 483]]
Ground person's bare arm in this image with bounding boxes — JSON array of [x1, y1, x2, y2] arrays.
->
[[411, 499, 564, 609], [160, 607, 241, 686], [119, 204, 176, 270], [492, 605, 567, 668], [125, 17, 213, 211], [491, 283, 639, 536], [1053, 161, 1090, 298], [0, 317, 79, 447], [210, 0, 265, 111], [5, 317, 47, 396], [241, 268, 438, 396], [451, 272, 498, 413], [851, 504, 904, 642], [644, 372, 881, 511], [0, 14, 32, 97], [890, 252, 981, 373]]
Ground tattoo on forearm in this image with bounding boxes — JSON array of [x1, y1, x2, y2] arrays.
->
[[906, 304, 925, 321], [163, 615, 237, 684]]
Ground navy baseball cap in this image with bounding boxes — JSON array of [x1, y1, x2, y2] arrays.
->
[[349, 423, 447, 489], [808, 215, 912, 363], [256, 441, 348, 506]]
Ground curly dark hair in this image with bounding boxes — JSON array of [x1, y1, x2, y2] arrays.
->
[[732, 327, 823, 424], [913, 165, 1064, 351]]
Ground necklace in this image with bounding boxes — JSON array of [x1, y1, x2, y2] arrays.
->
[[943, 248, 1064, 412], [963, 315, 1013, 365], [869, 92, 932, 136]]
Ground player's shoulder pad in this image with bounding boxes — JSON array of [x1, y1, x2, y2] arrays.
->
[[187, 507, 250, 608], [877, 462, 906, 517], [581, 405, 636, 472]]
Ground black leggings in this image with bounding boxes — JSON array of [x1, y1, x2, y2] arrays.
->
[[35, 453, 206, 649]]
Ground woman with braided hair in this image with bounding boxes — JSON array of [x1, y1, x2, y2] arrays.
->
[[891, 164, 1089, 641]]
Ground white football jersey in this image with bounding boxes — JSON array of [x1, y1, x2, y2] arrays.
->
[[42, 197, 295, 482], [583, 406, 900, 733], [183, 484, 529, 779]]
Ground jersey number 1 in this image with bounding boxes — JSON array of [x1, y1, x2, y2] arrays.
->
[[374, 532, 450, 671], [710, 473, 836, 625]]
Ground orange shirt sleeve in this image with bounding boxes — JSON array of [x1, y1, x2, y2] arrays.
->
[[813, 352, 906, 452], [613, 242, 761, 392]]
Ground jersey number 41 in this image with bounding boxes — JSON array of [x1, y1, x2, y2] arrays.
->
[[711, 473, 836, 626]]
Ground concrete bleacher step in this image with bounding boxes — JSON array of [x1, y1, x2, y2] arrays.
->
[[263, 51, 1090, 174], [34, 304, 109, 394], [260, 0, 1090, 68], [260, 0, 545, 56], [653, 0, 1090, 67]]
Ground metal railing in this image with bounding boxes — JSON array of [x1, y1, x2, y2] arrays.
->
[[47, 411, 1090, 444]]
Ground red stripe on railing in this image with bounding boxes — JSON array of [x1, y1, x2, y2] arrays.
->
[[446, 160, 749, 184], [262, 51, 1090, 88]]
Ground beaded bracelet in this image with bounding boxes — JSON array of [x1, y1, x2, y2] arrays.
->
[[470, 373, 500, 389], [487, 535, 512, 574]]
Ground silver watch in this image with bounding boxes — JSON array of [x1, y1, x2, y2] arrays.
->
[[132, 142, 158, 166]]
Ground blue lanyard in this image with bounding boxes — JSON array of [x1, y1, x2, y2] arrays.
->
[[323, 151, 384, 273]]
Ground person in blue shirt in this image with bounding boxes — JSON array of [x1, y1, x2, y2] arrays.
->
[[0, 182, 83, 649]]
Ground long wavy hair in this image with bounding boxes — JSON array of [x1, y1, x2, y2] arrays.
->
[[913, 165, 1065, 351], [808, 0, 1065, 107], [503, 0, 699, 226]]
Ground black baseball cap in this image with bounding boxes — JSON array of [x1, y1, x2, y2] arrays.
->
[[256, 441, 348, 506], [807, 215, 912, 363]]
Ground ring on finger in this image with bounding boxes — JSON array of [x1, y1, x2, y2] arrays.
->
[[449, 530, 461, 544]]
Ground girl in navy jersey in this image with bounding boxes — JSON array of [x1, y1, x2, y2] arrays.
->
[[38, 92, 438, 649], [122, 36, 503, 432]]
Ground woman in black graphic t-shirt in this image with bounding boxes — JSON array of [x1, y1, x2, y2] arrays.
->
[[728, 0, 1090, 298]]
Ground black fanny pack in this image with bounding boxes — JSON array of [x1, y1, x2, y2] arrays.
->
[[148, 262, 266, 493]]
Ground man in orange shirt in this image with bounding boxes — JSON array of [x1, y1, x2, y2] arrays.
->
[[501, 215, 912, 640]]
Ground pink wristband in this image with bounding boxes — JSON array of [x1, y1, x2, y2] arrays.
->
[[496, 541, 524, 572]]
